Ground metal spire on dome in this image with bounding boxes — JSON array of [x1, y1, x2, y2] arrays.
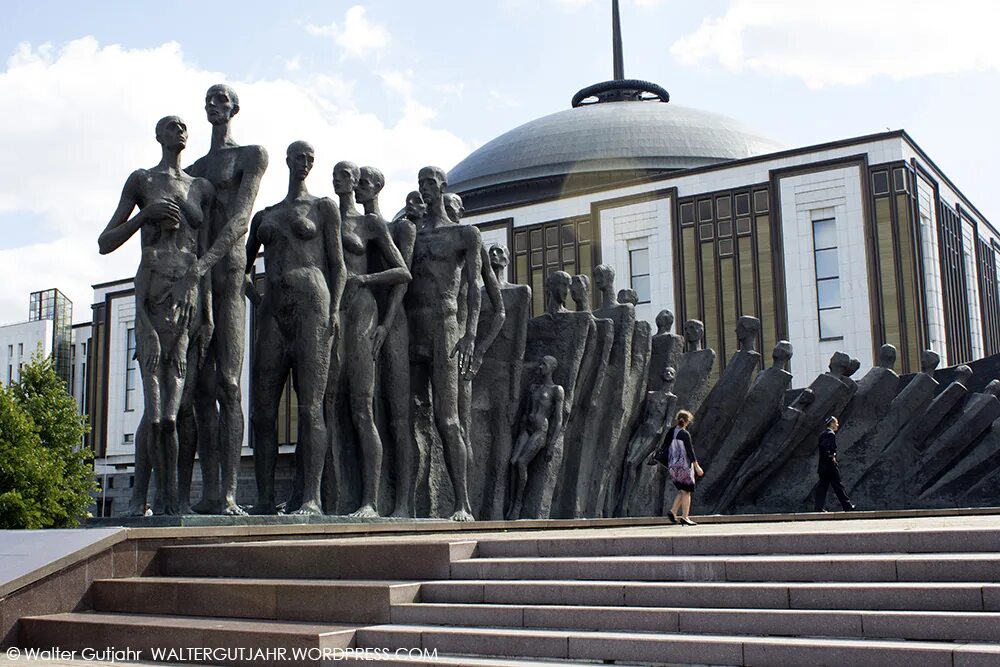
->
[[571, 0, 669, 107], [612, 0, 624, 80]]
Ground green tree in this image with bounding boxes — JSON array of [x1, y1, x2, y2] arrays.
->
[[0, 351, 94, 528]]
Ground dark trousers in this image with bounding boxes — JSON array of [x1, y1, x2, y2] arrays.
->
[[814, 465, 853, 512]]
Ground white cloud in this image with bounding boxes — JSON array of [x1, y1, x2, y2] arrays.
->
[[0, 37, 469, 323], [306, 5, 389, 60], [672, 0, 1000, 88]]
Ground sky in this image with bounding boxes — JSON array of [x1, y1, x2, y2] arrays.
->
[[0, 0, 998, 325]]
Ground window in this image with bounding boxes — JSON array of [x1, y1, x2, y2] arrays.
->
[[124, 327, 137, 411], [872, 171, 890, 196], [629, 246, 651, 304], [17, 343, 23, 356], [813, 218, 842, 339], [6, 345, 11, 357], [6, 365, 11, 384]]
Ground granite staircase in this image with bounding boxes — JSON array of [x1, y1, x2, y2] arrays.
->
[[16, 521, 1000, 666]]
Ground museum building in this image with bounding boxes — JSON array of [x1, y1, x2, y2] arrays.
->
[[75, 12, 999, 514]]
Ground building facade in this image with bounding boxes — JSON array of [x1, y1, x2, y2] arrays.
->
[[0, 289, 76, 388], [456, 128, 996, 381]]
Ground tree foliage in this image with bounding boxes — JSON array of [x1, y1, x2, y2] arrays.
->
[[0, 351, 94, 528]]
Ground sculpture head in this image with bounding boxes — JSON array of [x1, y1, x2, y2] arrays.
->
[[205, 84, 239, 126], [662, 366, 676, 389], [488, 244, 509, 275], [772, 340, 793, 370], [593, 264, 616, 293], [654, 309, 674, 335], [985, 379, 1000, 398], [356, 166, 385, 205], [877, 344, 897, 370], [285, 141, 315, 182], [154, 115, 187, 151], [417, 166, 447, 203], [333, 161, 360, 196], [954, 364, 974, 387], [617, 288, 639, 306], [846, 357, 861, 378], [735, 316, 761, 351], [545, 270, 572, 312], [404, 191, 426, 222], [539, 355, 558, 378], [828, 351, 852, 377], [920, 349, 941, 375], [683, 319, 705, 346], [443, 192, 465, 223], [570, 274, 591, 310]]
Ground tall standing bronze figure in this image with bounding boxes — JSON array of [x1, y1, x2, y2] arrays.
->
[[184, 84, 268, 515], [332, 161, 411, 517], [406, 166, 484, 521], [245, 141, 345, 515], [99, 116, 215, 515], [357, 172, 421, 517]]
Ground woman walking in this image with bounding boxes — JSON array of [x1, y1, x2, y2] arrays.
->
[[665, 410, 704, 526]]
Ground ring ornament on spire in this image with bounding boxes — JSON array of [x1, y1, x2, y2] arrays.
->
[[571, 79, 670, 108]]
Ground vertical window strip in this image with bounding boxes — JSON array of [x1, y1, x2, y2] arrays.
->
[[813, 218, 842, 340], [124, 327, 137, 411]]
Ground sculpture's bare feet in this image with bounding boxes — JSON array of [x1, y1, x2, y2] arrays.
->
[[450, 509, 475, 522], [191, 498, 221, 515], [293, 501, 323, 516], [222, 501, 247, 516], [349, 504, 380, 519], [389, 505, 413, 519]]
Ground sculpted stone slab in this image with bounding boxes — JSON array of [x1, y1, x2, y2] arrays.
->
[[648, 310, 684, 392], [691, 316, 761, 465], [469, 245, 530, 520], [673, 320, 716, 416], [551, 275, 612, 519], [700, 341, 793, 513]]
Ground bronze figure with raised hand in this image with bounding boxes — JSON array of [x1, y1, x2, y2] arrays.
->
[[99, 115, 215, 515]]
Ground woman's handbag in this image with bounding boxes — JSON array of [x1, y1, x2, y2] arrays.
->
[[666, 428, 695, 486]]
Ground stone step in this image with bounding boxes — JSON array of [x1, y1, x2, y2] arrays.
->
[[91, 577, 420, 624], [157, 540, 476, 580], [475, 527, 1000, 558], [450, 553, 1000, 582], [420, 580, 1000, 611], [18, 612, 357, 667], [391, 602, 1000, 642], [356, 623, 1000, 667]]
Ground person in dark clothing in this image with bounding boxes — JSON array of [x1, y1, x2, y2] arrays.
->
[[814, 416, 855, 512], [666, 410, 704, 526]]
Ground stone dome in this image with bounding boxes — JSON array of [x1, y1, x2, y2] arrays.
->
[[447, 100, 784, 198]]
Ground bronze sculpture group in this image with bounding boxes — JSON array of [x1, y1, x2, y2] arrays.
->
[[101, 84, 1000, 521]]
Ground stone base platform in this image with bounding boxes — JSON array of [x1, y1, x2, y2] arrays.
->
[[6, 511, 1000, 666]]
